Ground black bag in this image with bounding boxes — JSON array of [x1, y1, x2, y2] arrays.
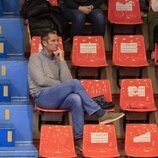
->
[[92, 95, 115, 109]]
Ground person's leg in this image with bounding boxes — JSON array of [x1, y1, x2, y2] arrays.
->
[[34, 79, 101, 115], [34, 79, 124, 125], [64, 9, 86, 37], [140, 0, 146, 8], [59, 93, 84, 139], [87, 8, 106, 36]]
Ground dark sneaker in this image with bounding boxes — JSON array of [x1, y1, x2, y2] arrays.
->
[[99, 112, 125, 125]]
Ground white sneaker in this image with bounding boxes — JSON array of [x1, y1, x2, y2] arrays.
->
[[99, 112, 125, 125]]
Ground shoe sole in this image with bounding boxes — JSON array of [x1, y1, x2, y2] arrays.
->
[[99, 113, 125, 125]]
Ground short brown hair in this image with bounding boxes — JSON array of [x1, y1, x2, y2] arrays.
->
[[41, 29, 57, 46]]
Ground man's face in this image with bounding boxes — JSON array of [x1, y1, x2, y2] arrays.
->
[[43, 33, 58, 52]]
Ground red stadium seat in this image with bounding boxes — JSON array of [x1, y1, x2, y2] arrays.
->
[[81, 79, 114, 111], [125, 124, 158, 157], [31, 36, 63, 54], [72, 36, 108, 79], [108, 0, 142, 25], [112, 35, 148, 87], [48, 0, 58, 7], [108, 0, 143, 41], [40, 125, 76, 157], [120, 79, 157, 127], [82, 124, 120, 157]]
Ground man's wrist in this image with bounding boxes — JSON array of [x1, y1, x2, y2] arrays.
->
[[78, 6, 81, 10]]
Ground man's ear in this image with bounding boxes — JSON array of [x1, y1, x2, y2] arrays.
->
[[42, 40, 47, 47]]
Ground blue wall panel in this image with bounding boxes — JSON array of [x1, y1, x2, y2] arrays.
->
[[0, 56, 28, 99], [2, 0, 20, 15], [0, 101, 33, 143], [0, 16, 24, 55]]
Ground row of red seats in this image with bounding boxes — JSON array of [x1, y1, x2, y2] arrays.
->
[[39, 123, 158, 157], [31, 35, 149, 87]]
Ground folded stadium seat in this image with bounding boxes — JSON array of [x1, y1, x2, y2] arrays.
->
[[82, 124, 120, 157], [112, 35, 149, 87], [31, 36, 63, 54], [108, 0, 143, 42], [81, 79, 115, 123], [40, 125, 77, 158], [125, 124, 158, 157], [72, 36, 108, 79], [120, 79, 157, 128], [154, 43, 158, 65]]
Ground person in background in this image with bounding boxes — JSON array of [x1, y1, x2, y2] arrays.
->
[[28, 29, 124, 151], [63, 0, 106, 38], [148, 0, 158, 59]]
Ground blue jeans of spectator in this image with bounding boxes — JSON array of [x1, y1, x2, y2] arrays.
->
[[64, 8, 106, 37], [140, 0, 146, 8], [33, 79, 102, 139]]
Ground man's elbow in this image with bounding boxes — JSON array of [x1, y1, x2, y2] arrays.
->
[[37, 79, 46, 86]]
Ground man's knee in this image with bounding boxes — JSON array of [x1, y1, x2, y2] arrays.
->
[[92, 9, 105, 21], [72, 79, 81, 85], [66, 93, 84, 111], [68, 93, 82, 105], [73, 11, 86, 23]]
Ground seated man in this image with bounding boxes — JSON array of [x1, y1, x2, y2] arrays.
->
[[63, 0, 106, 37], [28, 29, 124, 148]]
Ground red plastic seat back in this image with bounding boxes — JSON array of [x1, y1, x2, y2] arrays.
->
[[125, 124, 158, 157], [40, 125, 76, 157], [31, 36, 63, 54], [113, 35, 148, 67], [48, 0, 58, 6], [81, 80, 112, 102], [83, 124, 120, 157], [72, 36, 108, 67], [108, 0, 143, 24], [120, 79, 156, 111], [154, 43, 158, 65]]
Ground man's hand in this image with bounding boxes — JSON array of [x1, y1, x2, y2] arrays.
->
[[54, 47, 65, 61], [78, 6, 92, 14]]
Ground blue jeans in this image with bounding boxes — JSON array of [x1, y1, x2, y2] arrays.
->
[[33, 79, 102, 139], [64, 8, 106, 37], [140, 0, 146, 8]]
